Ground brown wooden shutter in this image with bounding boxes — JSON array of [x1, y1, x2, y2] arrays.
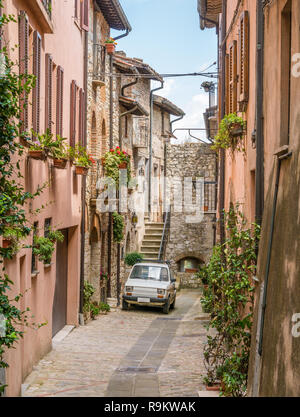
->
[[56, 66, 64, 136], [81, 0, 89, 31], [74, 0, 78, 19], [79, 88, 85, 146], [19, 11, 29, 133], [229, 41, 237, 113], [239, 11, 249, 106], [70, 80, 77, 147], [32, 30, 42, 134], [45, 54, 53, 132], [225, 54, 230, 115]]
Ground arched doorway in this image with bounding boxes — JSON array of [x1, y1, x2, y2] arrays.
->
[[90, 215, 101, 302], [176, 257, 204, 273]]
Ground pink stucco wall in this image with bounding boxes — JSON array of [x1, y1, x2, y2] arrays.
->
[[3, 0, 85, 396]]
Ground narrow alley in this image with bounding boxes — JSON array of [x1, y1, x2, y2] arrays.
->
[[23, 291, 208, 397]]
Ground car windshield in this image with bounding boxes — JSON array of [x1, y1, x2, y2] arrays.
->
[[130, 265, 169, 282]]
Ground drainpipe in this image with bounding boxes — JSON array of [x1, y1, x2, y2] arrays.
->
[[148, 81, 164, 217], [79, 29, 88, 324], [255, 0, 265, 227], [107, 28, 131, 300], [219, 0, 227, 246], [170, 114, 184, 134]]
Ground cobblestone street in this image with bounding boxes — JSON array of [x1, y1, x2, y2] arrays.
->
[[23, 290, 209, 397]]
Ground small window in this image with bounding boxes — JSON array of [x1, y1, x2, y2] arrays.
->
[[177, 257, 202, 273], [44, 218, 52, 238], [31, 222, 38, 273]]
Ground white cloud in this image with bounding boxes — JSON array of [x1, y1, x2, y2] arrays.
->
[[172, 92, 209, 143], [159, 79, 176, 98]]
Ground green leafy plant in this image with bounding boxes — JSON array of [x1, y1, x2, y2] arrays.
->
[[102, 147, 131, 187], [212, 113, 246, 153], [105, 37, 117, 45], [124, 252, 144, 266], [83, 281, 95, 314], [32, 229, 64, 265], [99, 302, 110, 312], [47, 229, 64, 243], [201, 205, 260, 397], [112, 212, 124, 243], [72, 144, 95, 168]]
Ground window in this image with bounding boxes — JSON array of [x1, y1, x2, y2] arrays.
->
[[56, 66, 64, 136], [81, 0, 89, 31], [280, 0, 292, 146], [32, 31, 41, 134], [44, 218, 52, 238], [161, 110, 165, 135], [229, 41, 237, 114], [70, 80, 77, 146], [177, 257, 202, 273], [31, 222, 38, 273], [45, 54, 53, 132], [238, 11, 249, 109], [19, 11, 29, 133], [130, 265, 169, 282]]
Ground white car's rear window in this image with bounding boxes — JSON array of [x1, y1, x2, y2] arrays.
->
[[130, 265, 169, 282]]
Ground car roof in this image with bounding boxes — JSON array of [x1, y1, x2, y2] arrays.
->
[[134, 262, 169, 268]]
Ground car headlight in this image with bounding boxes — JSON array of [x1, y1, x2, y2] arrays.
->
[[157, 289, 165, 295], [126, 286, 133, 292]]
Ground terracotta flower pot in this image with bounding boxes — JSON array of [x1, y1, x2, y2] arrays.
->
[[53, 158, 67, 169], [105, 43, 115, 54], [2, 238, 12, 249], [101, 157, 106, 166], [206, 385, 221, 391], [75, 165, 88, 176], [203, 205, 209, 212], [29, 150, 45, 160], [118, 162, 127, 169], [230, 123, 244, 137]]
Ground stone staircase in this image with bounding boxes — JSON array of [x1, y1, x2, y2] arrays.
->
[[140, 221, 164, 260]]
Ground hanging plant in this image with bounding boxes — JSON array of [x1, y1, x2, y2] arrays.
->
[[112, 212, 124, 243], [31, 230, 64, 265], [102, 147, 131, 188], [212, 113, 246, 153]]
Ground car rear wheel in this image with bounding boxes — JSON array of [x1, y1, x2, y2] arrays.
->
[[163, 298, 170, 314], [122, 299, 129, 311]]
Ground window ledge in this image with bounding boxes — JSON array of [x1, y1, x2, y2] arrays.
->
[[31, 271, 40, 278], [74, 18, 82, 32], [27, 1, 54, 34]]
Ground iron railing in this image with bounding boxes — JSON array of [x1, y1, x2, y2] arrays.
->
[[41, 0, 52, 18], [93, 44, 106, 82], [158, 205, 171, 261]]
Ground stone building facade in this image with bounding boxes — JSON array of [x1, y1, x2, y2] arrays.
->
[[165, 143, 217, 288]]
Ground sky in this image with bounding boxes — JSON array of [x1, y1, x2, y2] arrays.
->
[[111, 0, 218, 142]]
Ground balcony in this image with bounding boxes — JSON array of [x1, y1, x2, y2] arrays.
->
[[93, 44, 106, 87], [132, 117, 149, 149], [41, 0, 52, 18]]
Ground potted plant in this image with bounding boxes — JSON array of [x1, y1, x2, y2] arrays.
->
[[1, 225, 28, 252], [212, 113, 246, 153], [104, 37, 117, 54], [48, 134, 69, 169], [28, 140, 46, 160], [102, 147, 131, 187], [73, 145, 96, 175]]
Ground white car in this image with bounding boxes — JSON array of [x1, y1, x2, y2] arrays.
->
[[122, 261, 176, 314]]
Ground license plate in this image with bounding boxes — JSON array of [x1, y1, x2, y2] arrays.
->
[[138, 297, 150, 303]]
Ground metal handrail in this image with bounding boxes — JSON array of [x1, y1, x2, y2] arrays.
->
[[158, 205, 171, 261], [41, 0, 52, 17]]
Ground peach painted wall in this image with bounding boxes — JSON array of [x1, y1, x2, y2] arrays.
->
[[223, 0, 257, 224], [3, 0, 85, 396]]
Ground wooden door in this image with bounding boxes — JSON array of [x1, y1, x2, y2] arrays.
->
[[52, 229, 68, 337]]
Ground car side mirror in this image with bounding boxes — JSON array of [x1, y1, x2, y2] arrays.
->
[[171, 278, 176, 283]]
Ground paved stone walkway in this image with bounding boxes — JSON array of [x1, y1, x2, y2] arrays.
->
[[23, 290, 209, 397]]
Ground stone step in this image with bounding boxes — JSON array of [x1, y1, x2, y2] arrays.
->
[[141, 246, 160, 253], [143, 235, 162, 241], [145, 222, 164, 227], [140, 252, 159, 259], [141, 241, 161, 247], [144, 230, 163, 236]]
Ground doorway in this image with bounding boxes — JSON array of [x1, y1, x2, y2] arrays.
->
[[52, 229, 68, 337]]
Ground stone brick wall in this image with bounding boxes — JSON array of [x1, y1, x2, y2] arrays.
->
[[165, 143, 216, 286]]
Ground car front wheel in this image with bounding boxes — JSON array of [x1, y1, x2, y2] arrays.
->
[[170, 296, 176, 310], [122, 298, 129, 311], [163, 298, 170, 314]]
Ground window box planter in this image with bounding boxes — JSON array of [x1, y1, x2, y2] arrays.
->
[[206, 384, 221, 392], [53, 158, 67, 169], [105, 43, 115, 54], [203, 205, 209, 212], [118, 162, 127, 169], [2, 238, 12, 249], [29, 150, 46, 160], [185, 268, 198, 273], [230, 123, 244, 137], [75, 165, 88, 176]]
